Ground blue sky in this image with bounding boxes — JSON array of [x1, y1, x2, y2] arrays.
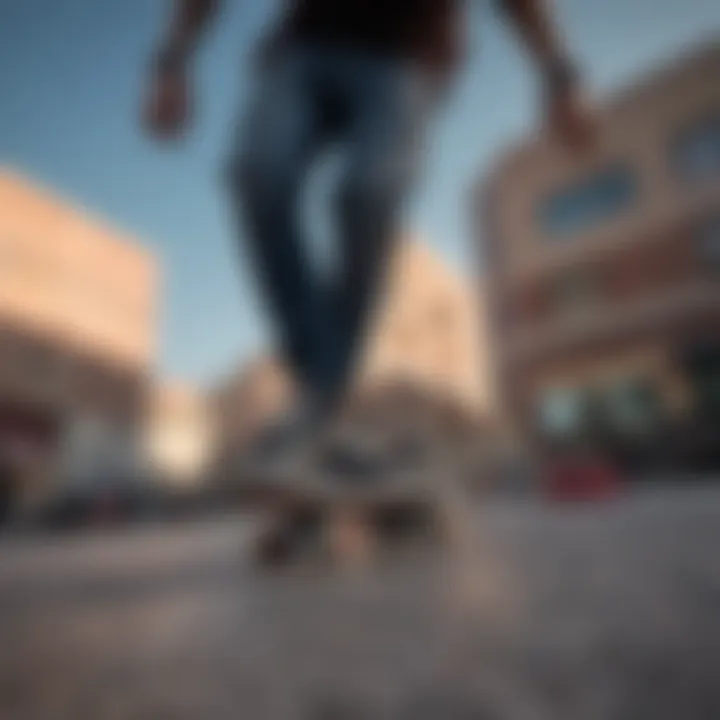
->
[[1, 0, 718, 386]]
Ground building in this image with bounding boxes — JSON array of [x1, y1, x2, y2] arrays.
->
[[212, 236, 493, 461], [0, 169, 158, 516], [145, 381, 215, 488], [478, 41, 720, 466], [359, 237, 493, 412]]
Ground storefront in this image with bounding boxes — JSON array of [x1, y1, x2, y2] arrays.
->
[[0, 400, 61, 521]]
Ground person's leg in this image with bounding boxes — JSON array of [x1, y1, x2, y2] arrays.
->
[[227, 47, 333, 402], [328, 58, 439, 404]]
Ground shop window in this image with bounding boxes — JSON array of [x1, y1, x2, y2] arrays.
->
[[537, 387, 585, 439], [601, 378, 660, 437]]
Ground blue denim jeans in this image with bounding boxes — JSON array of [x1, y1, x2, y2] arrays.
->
[[228, 43, 438, 407]]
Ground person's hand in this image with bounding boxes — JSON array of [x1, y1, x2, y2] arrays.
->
[[142, 50, 193, 140], [544, 63, 597, 152]]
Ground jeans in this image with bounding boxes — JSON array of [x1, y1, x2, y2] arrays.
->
[[228, 42, 438, 408]]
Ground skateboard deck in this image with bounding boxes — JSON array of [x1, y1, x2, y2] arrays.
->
[[247, 468, 452, 569]]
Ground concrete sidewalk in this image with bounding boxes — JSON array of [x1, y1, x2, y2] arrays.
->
[[1, 488, 719, 719]]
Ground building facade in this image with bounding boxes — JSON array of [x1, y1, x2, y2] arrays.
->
[[0, 169, 158, 515], [478, 42, 720, 467], [145, 381, 215, 488], [358, 237, 492, 411]]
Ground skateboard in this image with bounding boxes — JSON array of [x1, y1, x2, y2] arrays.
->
[[244, 468, 454, 569], [235, 386, 481, 569]]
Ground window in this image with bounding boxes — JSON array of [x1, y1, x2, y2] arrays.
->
[[674, 115, 720, 183], [539, 165, 638, 239], [602, 378, 659, 436]]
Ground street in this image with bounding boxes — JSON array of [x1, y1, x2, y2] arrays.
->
[[2, 487, 720, 719]]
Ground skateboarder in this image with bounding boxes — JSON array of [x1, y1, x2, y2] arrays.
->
[[143, 0, 594, 468]]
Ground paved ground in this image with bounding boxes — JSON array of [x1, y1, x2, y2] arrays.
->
[[2, 487, 720, 719]]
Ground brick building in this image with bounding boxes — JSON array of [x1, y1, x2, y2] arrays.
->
[[359, 237, 492, 411], [478, 41, 720, 467], [0, 169, 158, 516]]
